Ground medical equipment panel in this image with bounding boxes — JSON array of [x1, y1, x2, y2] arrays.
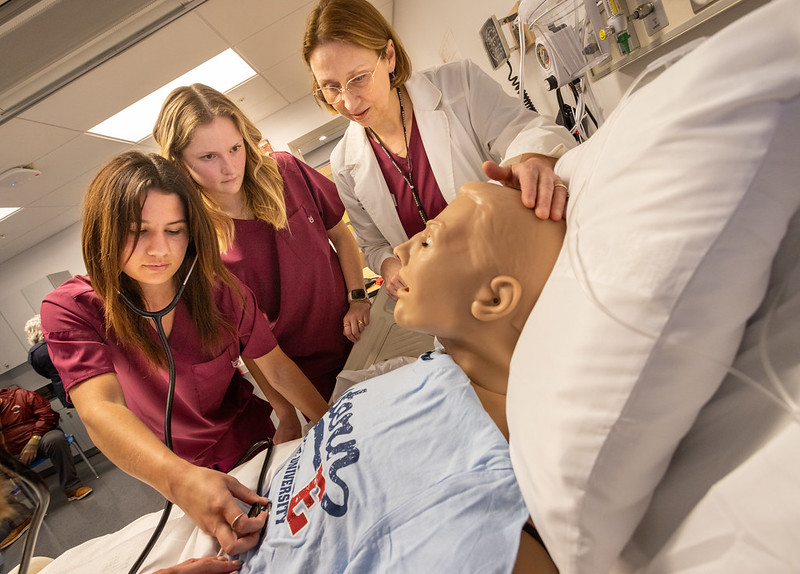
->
[[502, 0, 763, 82], [588, 0, 764, 78]]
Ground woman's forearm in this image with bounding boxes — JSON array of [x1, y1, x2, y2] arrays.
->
[[70, 374, 193, 500], [328, 219, 367, 293], [252, 347, 329, 423]]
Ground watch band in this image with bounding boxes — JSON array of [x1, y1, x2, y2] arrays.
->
[[348, 288, 370, 303]]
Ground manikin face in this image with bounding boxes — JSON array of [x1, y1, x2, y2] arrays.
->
[[120, 190, 189, 299], [394, 195, 481, 338], [180, 115, 247, 203], [309, 40, 395, 128]]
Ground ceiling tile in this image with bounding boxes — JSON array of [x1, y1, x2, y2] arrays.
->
[[0, 118, 80, 173], [31, 171, 95, 208], [227, 77, 288, 125], [19, 12, 228, 131], [198, 0, 316, 46], [236, 9, 311, 71], [264, 53, 317, 103]]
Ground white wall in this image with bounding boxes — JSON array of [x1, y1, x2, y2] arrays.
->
[[391, 0, 766, 122], [0, 222, 85, 391], [0, 222, 84, 296]]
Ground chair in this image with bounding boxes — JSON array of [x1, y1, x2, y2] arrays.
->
[[28, 428, 99, 479], [0, 449, 50, 574]]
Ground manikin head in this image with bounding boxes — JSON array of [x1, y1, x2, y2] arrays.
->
[[394, 181, 566, 435]]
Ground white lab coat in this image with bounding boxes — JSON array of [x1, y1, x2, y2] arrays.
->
[[330, 59, 575, 274]]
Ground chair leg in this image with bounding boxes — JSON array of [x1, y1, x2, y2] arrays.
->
[[68, 436, 100, 479]]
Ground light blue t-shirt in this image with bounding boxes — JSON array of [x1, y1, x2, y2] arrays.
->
[[242, 350, 529, 573]]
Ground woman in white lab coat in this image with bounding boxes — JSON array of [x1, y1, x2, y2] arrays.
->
[[303, 0, 576, 299]]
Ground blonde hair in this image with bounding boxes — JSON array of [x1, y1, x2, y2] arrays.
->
[[303, 0, 412, 114], [25, 314, 44, 346], [152, 83, 287, 246], [81, 151, 241, 367]]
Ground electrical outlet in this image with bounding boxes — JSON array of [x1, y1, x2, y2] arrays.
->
[[634, 1, 669, 36]]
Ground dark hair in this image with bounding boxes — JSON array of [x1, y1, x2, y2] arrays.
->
[[82, 151, 241, 366]]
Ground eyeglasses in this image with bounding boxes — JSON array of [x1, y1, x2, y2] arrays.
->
[[314, 56, 383, 105]]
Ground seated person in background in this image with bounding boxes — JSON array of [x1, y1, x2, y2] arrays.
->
[[25, 315, 69, 409], [0, 387, 92, 503], [240, 181, 564, 573]]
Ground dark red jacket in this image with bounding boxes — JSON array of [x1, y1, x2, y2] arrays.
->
[[0, 388, 59, 455]]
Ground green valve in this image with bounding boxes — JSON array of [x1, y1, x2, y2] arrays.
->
[[617, 31, 631, 55]]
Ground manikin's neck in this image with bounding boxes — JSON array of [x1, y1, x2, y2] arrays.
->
[[439, 330, 518, 440]]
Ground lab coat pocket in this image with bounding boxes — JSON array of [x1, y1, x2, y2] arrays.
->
[[190, 346, 240, 416]]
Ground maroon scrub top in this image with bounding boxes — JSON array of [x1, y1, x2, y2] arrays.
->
[[221, 152, 352, 401], [41, 275, 276, 472], [368, 116, 448, 238]]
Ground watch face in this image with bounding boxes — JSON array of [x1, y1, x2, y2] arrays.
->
[[350, 289, 367, 300]]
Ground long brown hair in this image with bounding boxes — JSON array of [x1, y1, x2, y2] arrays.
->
[[81, 151, 241, 366], [303, 0, 413, 114], [153, 83, 287, 246]]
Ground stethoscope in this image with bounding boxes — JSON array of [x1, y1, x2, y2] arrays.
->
[[119, 254, 197, 574], [118, 254, 273, 574]]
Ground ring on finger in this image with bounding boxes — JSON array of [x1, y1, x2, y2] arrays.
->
[[357, 320, 364, 326], [231, 512, 246, 533]]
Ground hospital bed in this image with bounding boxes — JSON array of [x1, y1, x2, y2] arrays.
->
[[32, 288, 434, 574], [32, 1, 800, 571]]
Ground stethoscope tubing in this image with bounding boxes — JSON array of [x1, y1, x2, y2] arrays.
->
[[119, 255, 196, 574]]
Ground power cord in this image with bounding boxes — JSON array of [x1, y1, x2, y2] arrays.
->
[[506, 60, 537, 112]]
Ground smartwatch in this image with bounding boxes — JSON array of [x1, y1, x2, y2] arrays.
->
[[348, 288, 370, 303]]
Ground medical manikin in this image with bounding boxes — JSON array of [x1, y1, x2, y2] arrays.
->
[[241, 182, 564, 573]]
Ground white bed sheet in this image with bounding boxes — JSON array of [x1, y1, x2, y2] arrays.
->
[[39, 439, 300, 574]]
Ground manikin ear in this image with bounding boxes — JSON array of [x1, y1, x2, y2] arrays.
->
[[471, 276, 522, 322]]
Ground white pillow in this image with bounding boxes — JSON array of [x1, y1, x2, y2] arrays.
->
[[506, 1, 800, 573], [625, 197, 800, 573]]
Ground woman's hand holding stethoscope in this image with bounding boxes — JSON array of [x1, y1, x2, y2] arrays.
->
[[343, 299, 371, 342], [171, 464, 270, 556], [482, 157, 568, 221]]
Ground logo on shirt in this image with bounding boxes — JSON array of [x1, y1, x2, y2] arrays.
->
[[274, 387, 366, 535]]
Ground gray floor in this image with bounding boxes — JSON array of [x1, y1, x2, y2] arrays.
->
[[1, 451, 165, 574]]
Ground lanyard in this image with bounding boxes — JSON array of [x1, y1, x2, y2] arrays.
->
[[368, 88, 429, 225]]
